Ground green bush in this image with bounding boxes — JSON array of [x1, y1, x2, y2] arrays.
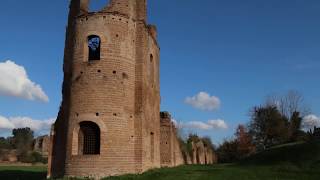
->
[[18, 151, 47, 164]]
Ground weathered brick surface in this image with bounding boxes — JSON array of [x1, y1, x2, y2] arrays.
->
[[191, 140, 217, 165], [33, 135, 50, 156], [48, 0, 164, 178], [160, 112, 184, 167]]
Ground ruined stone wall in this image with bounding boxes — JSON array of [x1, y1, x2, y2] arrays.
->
[[160, 112, 184, 167], [33, 135, 50, 156], [0, 150, 17, 162], [49, 0, 160, 178], [172, 128, 185, 166], [190, 140, 217, 165]]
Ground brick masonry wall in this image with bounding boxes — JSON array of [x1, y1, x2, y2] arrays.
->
[[160, 112, 184, 167], [49, 0, 161, 178], [33, 135, 50, 156], [48, 0, 206, 178], [191, 140, 217, 165]]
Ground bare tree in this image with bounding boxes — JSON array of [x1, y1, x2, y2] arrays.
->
[[265, 90, 310, 119]]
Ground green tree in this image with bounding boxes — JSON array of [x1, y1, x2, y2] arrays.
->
[[216, 139, 239, 163], [249, 106, 289, 148], [289, 111, 303, 141], [12, 128, 34, 154], [0, 137, 13, 150]]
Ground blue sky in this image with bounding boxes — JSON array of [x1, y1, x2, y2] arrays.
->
[[0, 0, 320, 144]]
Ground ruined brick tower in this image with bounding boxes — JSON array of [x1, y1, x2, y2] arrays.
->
[[48, 0, 160, 178]]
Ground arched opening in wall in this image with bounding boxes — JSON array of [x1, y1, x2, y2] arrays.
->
[[88, 35, 101, 61], [79, 121, 100, 155], [89, 0, 110, 12], [196, 149, 200, 164], [205, 154, 207, 165], [149, 54, 155, 85], [150, 132, 155, 162]]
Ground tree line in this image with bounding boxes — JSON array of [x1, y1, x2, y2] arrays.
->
[[217, 91, 317, 163], [0, 127, 47, 163]]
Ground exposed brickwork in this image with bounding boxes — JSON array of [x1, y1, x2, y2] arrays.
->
[[47, 0, 215, 178], [0, 150, 18, 162], [160, 112, 184, 167], [33, 135, 50, 157], [191, 140, 217, 165], [48, 0, 161, 178]]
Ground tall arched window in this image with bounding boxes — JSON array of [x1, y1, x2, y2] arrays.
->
[[88, 35, 101, 61], [150, 132, 155, 162], [149, 54, 154, 84], [79, 121, 100, 155]]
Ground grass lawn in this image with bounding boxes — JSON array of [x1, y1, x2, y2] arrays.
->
[[104, 164, 320, 180], [0, 164, 319, 180], [0, 165, 47, 180]]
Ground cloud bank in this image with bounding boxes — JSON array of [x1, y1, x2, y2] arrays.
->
[[185, 92, 220, 111], [177, 119, 228, 131], [0, 115, 55, 136], [0, 60, 49, 102], [302, 114, 320, 130]]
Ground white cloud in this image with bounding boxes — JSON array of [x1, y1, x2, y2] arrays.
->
[[180, 119, 228, 131], [302, 114, 320, 130], [208, 119, 228, 129], [183, 121, 213, 130], [0, 116, 15, 129], [0, 115, 55, 136], [185, 92, 220, 111], [0, 60, 49, 102]]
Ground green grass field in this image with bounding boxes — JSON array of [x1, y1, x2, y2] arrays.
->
[[0, 165, 47, 180], [1, 164, 319, 180], [1, 141, 319, 180]]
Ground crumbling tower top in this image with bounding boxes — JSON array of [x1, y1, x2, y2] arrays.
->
[[70, 0, 147, 21]]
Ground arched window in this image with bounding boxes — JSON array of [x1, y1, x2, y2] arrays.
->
[[150, 132, 154, 162], [149, 54, 154, 84], [88, 35, 101, 61], [79, 121, 100, 155]]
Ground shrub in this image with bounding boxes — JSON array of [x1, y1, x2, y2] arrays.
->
[[18, 151, 47, 164]]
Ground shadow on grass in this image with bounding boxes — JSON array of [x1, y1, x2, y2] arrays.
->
[[0, 170, 47, 180]]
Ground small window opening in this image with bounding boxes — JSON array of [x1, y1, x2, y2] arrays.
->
[[88, 35, 101, 61], [122, 73, 128, 79], [79, 121, 100, 155], [150, 54, 153, 62], [149, 54, 155, 84], [150, 132, 155, 162]]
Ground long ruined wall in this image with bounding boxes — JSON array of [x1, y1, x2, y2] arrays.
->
[[159, 112, 217, 166]]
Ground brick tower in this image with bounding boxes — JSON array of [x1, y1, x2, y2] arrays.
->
[[48, 0, 160, 178]]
